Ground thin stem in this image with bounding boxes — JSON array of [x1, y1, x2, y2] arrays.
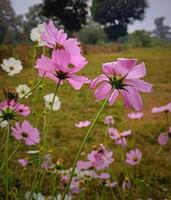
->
[[13, 72, 46, 106], [32, 47, 37, 66], [165, 111, 169, 128], [44, 80, 61, 150], [4, 119, 10, 200], [61, 97, 109, 200], [29, 82, 61, 198], [0, 143, 20, 171]]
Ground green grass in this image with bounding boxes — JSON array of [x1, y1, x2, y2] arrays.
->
[[0, 46, 171, 199]]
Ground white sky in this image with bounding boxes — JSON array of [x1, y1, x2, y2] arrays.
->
[[11, 0, 171, 33]]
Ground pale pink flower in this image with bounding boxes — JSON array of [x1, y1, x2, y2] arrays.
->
[[98, 173, 110, 180], [18, 158, 28, 167], [127, 112, 143, 119], [41, 154, 55, 170], [75, 120, 91, 128], [77, 161, 92, 170], [77, 144, 113, 171], [126, 149, 142, 166], [41, 20, 87, 67], [152, 102, 171, 113], [11, 120, 40, 146], [122, 179, 132, 190], [90, 58, 153, 111], [87, 144, 114, 170], [36, 50, 89, 90], [158, 132, 169, 145], [108, 128, 131, 147], [104, 115, 115, 125], [0, 100, 30, 122]]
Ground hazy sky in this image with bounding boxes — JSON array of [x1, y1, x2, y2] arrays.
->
[[11, 0, 171, 32]]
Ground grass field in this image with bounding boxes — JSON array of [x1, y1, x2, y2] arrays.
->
[[0, 45, 171, 199]]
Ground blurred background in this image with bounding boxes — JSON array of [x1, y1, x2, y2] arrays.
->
[[0, 0, 171, 47]]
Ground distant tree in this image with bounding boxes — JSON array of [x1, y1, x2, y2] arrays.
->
[[78, 21, 107, 44], [128, 30, 152, 47], [153, 17, 171, 40], [41, 0, 88, 32], [91, 0, 148, 40], [0, 0, 24, 44]]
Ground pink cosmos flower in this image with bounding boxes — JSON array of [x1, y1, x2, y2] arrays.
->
[[41, 20, 87, 67], [75, 120, 91, 128], [0, 100, 30, 122], [77, 144, 113, 171], [90, 58, 153, 111], [87, 144, 113, 170], [36, 50, 90, 90], [104, 115, 115, 125], [98, 173, 110, 180], [11, 120, 40, 146], [126, 149, 142, 166], [152, 102, 171, 113], [18, 158, 28, 167], [108, 128, 131, 147], [158, 132, 169, 145], [127, 112, 143, 119]]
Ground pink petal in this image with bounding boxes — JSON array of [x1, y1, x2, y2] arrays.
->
[[121, 86, 143, 111], [67, 75, 89, 90], [126, 79, 153, 93], [108, 89, 119, 105], [126, 62, 146, 79]]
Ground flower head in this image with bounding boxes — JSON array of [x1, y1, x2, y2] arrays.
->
[[87, 144, 113, 170], [11, 120, 40, 146], [126, 148, 142, 166], [36, 50, 90, 90], [0, 100, 30, 122], [108, 128, 131, 147], [75, 120, 91, 128], [104, 115, 115, 125], [152, 102, 171, 113], [91, 58, 153, 111], [41, 20, 87, 67], [30, 24, 46, 46], [16, 84, 31, 98], [127, 112, 144, 119], [18, 158, 28, 167], [1, 57, 23, 76], [44, 93, 61, 111], [158, 132, 169, 145]]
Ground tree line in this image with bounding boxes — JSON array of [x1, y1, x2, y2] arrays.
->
[[0, 0, 170, 44]]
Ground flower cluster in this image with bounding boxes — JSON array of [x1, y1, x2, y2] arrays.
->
[[36, 21, 89, 90]]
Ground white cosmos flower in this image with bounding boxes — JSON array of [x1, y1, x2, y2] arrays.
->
[[25, 192, 45, 200], [1, 57, 23, 76], [44, 93, 61, 111], [16, 84, 31, 98], [30, 24, 46, 46]]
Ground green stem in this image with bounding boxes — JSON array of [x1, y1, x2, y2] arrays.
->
[[0, 143, 20, 171], [61, 97, 109, 200], [14, 72, 45, 106], [165, 111, 169, 128], [32, 47, 37, 66], [29, 82, 61, 198], [4, 119, 10, 200]]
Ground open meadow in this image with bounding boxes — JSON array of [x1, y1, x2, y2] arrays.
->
[[0, 44, 171, 200]]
